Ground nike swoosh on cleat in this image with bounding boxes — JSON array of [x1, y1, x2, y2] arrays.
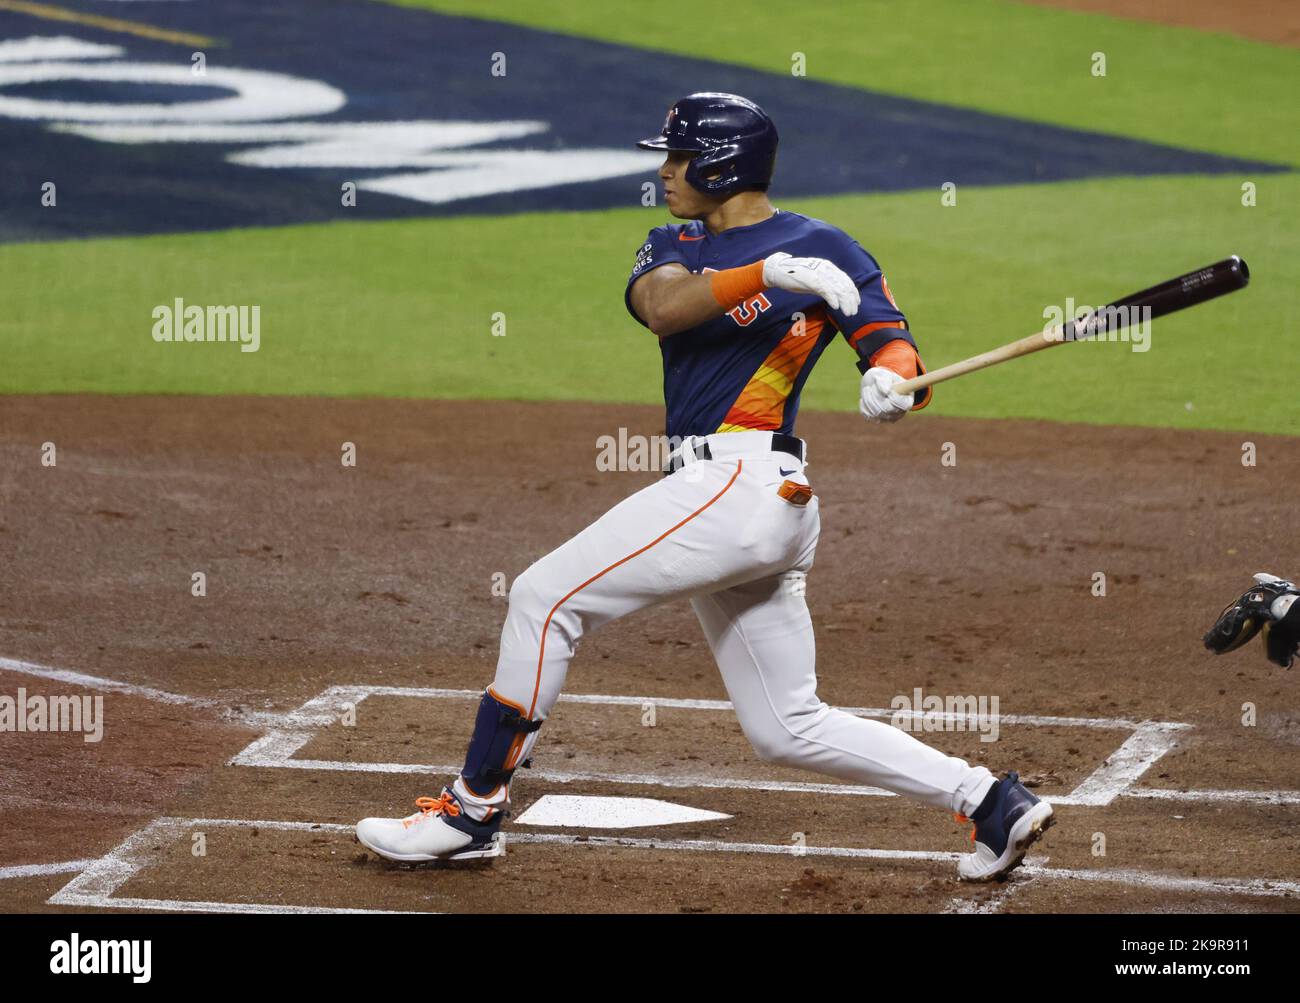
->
[[780, 467, 796, 476]]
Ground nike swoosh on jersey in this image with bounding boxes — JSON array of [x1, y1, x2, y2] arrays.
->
[[780, 467, 797, 476], [678, 234, 706, 241]]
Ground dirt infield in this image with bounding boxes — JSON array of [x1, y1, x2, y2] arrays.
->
[[1026, 0, 1300, 48], [0, 395, 1297, 913]]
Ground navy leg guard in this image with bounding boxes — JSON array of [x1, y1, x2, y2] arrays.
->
[[460, 689, 544, 798]]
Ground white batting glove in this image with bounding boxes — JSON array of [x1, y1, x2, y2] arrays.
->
[[763, 252, 861, 316], [859, 366, 913, 423]]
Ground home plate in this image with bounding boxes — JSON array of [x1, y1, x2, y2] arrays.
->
[[514, 795, 732, 829]]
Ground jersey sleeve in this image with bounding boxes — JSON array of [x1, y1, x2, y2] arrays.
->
[[624, 226, 687, 327], [818, 228, 932, 408], [818, 236, 910, 359]]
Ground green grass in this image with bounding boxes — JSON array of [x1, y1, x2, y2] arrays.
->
[[390, 0, 1300, 167], [5, 171, 1295, 433], [4, 1, 1294, 433]]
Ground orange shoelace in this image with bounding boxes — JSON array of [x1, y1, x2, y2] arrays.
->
[[415, 792, 460, 818], [953, 813, 975, 844]]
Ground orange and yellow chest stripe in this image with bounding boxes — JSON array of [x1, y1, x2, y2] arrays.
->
[[716, 311, 827, 432]]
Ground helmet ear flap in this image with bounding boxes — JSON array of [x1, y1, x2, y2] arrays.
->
[[686, 143, 753, 195], [685, 145, 728, 194]]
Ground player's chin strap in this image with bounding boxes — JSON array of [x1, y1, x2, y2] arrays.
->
[[459, 689, 544, 800]]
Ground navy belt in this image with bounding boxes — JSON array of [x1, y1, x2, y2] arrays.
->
[[663, 432, 805, 476]]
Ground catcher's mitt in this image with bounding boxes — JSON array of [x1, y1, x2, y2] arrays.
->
[[1203, 572, 1300, 668]]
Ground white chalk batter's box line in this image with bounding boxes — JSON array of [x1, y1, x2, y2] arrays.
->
[[44, 816, 1300, 915], [227, 684, 1300, 808], [6, 657, 1293, 913]]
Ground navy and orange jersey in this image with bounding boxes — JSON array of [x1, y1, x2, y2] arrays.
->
[[624, 209, 929, 440]]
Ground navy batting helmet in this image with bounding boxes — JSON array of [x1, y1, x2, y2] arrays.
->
[[637, 92, 778, 196]]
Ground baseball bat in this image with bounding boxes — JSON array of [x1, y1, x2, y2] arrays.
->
[[892, 255, 1250, 396]]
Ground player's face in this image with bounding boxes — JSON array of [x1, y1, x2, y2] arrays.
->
[[659, 151, 723, 220]]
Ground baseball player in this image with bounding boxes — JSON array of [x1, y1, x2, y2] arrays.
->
[[357, 93, 1054, 882]]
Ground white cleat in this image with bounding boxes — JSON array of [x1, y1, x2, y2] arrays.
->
[[356, 788, 505, 863], [956, 771, 1055, 882]]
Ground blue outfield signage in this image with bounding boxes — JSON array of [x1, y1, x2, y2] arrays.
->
[[0, 0, 1282, 242]]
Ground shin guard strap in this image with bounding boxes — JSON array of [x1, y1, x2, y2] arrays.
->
[[460, 689, 543, 798]]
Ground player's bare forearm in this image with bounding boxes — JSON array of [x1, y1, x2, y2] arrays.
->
[[629, 263, 730, 337]]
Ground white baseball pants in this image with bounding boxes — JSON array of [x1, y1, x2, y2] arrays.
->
[[454, 431, 995, 820]]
